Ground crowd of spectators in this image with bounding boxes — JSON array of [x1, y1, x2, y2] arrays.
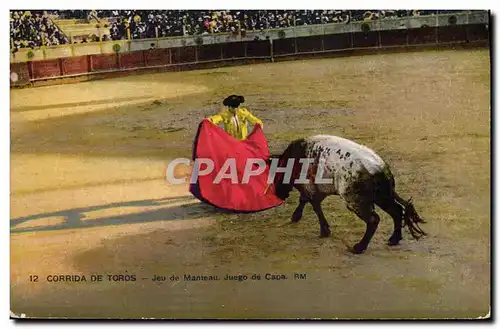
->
[[108, 11, 185, 40], [102, 10, 466, 40], [10, 10, 69, 50], [11, 9, 471, 47]]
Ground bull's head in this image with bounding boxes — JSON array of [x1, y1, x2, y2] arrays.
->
[[266, 139, 308, 201], [266, 153, 293, 201], [274, 178, 293, 200]]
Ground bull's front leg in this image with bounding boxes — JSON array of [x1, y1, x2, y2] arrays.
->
[[291, 194, 309, 223]]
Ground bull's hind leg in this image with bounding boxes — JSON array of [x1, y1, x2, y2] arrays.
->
[[376, 198, 403, 246], [349, 202, 380, 254], [310, 195, 330, 238]]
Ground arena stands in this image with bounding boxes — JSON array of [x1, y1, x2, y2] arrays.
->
[[10, 11, 69, 50], [10, 10, 470, 48]]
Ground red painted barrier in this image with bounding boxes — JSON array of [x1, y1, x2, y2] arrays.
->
[[91, 54, 118, 71], [222, 42, 245, 58], [61, 56, 88, 75], [178, 46, 196, 63], [119, 51, 145, 69], [10, 62, 30, 86], [246, 40, 271, 57], [9, 25, 488, 87], [144, 49, 170, 66], [31, 59, 61, 79]]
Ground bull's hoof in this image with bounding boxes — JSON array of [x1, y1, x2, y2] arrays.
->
[[291, 212, 303, 223], [351, 243, 366, 254], [387, 234, 402, 246], [319, 228, 331, 238], [387, 238, 401, 246]]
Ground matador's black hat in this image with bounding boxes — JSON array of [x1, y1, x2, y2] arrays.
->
[[223, 95, 245, 108]]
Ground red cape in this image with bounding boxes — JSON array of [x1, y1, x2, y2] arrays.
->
[[189, 120, 283, 212]]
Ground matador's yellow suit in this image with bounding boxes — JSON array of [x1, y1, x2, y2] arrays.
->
[[207, 95, 263, 140]]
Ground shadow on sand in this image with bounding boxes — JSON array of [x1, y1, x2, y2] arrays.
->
[[11, 95, 155, 112], [10, 195, 219, 234]]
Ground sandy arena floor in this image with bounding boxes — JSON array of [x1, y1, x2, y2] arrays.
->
[[10, 48, 490, 319]]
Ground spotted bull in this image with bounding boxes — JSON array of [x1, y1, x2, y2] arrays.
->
[[271, 135, 426, 254]]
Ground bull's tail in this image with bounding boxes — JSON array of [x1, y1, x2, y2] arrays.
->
[[394, 193, 427, 239]]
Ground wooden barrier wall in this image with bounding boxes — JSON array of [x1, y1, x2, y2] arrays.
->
[[10, 24, 489, 87]]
